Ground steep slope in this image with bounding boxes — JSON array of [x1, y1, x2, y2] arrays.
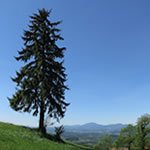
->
[[0, 122, 91, 150]]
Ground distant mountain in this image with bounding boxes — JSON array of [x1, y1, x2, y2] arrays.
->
[[47, 122, 128, 134]]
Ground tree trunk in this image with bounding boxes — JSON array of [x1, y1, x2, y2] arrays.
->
[[39, 101, 46, 135], [128, 142, 131, 150], [142, 139, 145, 150]]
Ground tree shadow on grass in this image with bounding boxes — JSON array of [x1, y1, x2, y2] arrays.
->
[[23, 126, 65, 143]]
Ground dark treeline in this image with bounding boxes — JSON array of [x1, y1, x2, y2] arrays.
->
[[94, 114, 150, 150]]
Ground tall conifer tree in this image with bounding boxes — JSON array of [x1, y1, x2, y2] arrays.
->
[[8, 9, 69, 134]]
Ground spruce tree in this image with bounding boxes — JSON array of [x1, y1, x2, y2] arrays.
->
[[8, 9, 69, 134]]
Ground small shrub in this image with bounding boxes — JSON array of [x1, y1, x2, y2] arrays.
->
[[55, 125, 64, 142]]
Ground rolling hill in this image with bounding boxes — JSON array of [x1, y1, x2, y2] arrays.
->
[[47, 122, 127, 146], [0, 122, 92, 150]]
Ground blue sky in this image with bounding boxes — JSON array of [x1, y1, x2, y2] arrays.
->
[[1, 0, 150, 126]]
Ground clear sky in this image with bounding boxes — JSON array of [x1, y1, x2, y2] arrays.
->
[[1, 0, 150, 127]]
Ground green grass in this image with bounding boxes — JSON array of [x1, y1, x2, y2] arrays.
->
[[64, 140, 93, 150], [0, 122, 92, 150]]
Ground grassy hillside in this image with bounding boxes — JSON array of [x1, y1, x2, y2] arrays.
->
[[0, 122, 92, 150]]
